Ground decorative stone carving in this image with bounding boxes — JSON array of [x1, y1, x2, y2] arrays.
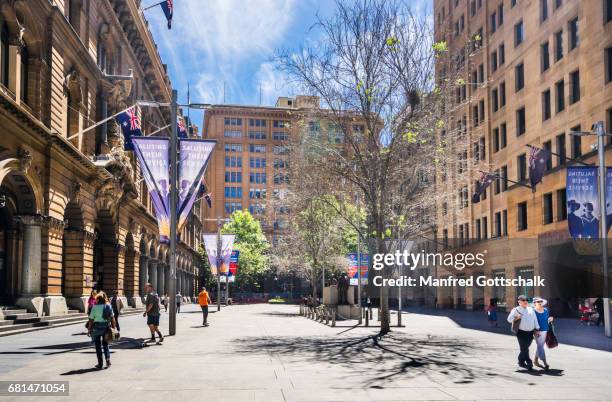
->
[[63, 69, 83, 107], [83, 229, 97, 249], [69, 180, 82, 202], [14, 214, 43, 227], [17, 147, 32, 174], [105, 146, 138, 200], [108, 79, 132, 111], [43, 216, 66, 237]]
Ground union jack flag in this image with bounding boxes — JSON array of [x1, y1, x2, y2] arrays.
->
[[160, 0, 173, 29], [528, 145, 551, 192], [178, 116, 188, 138], [115, 105, 142, 150]]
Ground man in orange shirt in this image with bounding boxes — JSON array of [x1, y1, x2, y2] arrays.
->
[[198, 287, 212, 326]]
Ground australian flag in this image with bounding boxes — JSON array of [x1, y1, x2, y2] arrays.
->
[[197, 181, 212, 208], [160, 0, 173, 29], [178, 116, 188, 138], [115, 106, 142, 151], [528, 145, 551, 192], [472, 172, 496, 203]]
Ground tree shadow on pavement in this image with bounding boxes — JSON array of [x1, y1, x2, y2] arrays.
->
[[234, 332, 500, 388], [257, 312, 298, 318], [23, 337, 147, 355]]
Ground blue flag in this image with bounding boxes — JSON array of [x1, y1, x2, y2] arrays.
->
[[160, 0, 173, 29], [115, 106, 142, 151], [472, 172, 495, 203], [528, 145, 551, 192]]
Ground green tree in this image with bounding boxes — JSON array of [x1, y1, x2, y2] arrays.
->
[[222, 210, 270, 292]]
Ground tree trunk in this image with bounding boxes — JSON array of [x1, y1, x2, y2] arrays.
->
[[379, 278, 390, 335]]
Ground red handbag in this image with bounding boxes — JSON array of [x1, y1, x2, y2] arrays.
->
[[545, 323, 558, 348]]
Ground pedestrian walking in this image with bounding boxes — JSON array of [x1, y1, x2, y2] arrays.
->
[[507, 295, 540, 371], [533, 297, 553, 369], [198, 287, 212, 326], [594, 297, 604, 327], [143, 283, 163, 344], [87, 289, 96, 315], [176, 292, 182, 314], [161, 293, 168, 312], [87, 291, 116, 369], [486, 298, 498, 328], [110, 291, 124, 332]]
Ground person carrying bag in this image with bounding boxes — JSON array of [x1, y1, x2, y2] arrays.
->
[[87, 291, 117, 369], [545, 321, 559, 349]]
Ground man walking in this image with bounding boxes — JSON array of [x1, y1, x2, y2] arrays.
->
[[507, 295, 539, 370], [143, 283, 163, 344], [176, 292, 182, 314], [198, 287, 212, 326], [110, 291, 124, 332]]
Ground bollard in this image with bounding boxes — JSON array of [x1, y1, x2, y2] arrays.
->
[[365, 308, 369, 326], [370, 307, 373, 320], [325, 308, 329, 325], [332, 308, 336, 327]]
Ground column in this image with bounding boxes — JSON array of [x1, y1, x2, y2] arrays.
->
[[139, 255, 149, 298], [149, 260, 158, 292], [157, 263, 165, 296], [164, 266, 170, 298], [15, 215, 44, 316]]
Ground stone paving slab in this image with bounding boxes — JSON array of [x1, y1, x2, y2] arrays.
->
[[0, 303, 610, 401]]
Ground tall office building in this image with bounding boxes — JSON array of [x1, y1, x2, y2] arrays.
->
[[201, 96, 322, 242], [430, 0, 612, 311]]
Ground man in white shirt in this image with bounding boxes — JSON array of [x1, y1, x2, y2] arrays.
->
[[507, 295, 540, 370]]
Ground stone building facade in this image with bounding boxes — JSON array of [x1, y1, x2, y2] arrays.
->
[[426, 0, 612, 312], [0, 0, 202, 317]]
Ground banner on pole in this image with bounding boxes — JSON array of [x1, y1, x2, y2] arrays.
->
[[228, 250, 239, 283], [567, 166, 599, 240], [177, 140, 216, 232], [347, 253, 369, 285], [202, 234, 235, 276], [132, 137, 170, 243], [606, 167, 612, 235]]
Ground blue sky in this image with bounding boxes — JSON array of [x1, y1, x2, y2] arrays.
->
[[144, 0, 337, 128]]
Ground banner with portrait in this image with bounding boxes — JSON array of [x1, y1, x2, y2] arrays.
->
[[177, 140, 216, 232], [132, 137, 170, 243], [567, 166, 599, 240]]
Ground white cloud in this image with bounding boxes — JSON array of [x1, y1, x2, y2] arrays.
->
[[146, 0, 300, 105]]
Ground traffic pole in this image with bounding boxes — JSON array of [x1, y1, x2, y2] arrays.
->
[[168, 89, 178, 336]]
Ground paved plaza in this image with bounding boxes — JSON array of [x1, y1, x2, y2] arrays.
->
[[0, 303, 611, 401]]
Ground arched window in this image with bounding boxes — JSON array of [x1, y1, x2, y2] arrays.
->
[[20, 44, 28, 104], [1, 21, 9, 87], [97, 42, 107, 72]]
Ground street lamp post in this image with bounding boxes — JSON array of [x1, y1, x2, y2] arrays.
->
[[217, 216, 222, 312], [168, 89, 178, 336], [572, 121, 611, 337]]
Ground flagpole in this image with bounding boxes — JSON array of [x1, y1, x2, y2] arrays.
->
[[141, 0, 166, 12], [67, 104, 137, 141], [526, 144, 591, 167], [478, 170, 533, 190], [146, 124, 171, 137]]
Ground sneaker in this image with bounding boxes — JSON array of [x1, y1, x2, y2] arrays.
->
[[106, 359, 111, 368], [518, 362, 528, 369], [158, 336, 164, 343], [95, 363, 103, 370]]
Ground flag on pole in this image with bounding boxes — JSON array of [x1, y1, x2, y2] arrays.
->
[[115, 106, 142, 150], [160, 0, 173, 29], [198, 180, 212, 208], [472, 172, 496, 203], [178, 116, 188, 138], [528, 145, 551, 192]]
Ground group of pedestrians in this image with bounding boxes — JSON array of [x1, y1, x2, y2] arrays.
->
[[85, 283, 215, 369], [507, 295, 555, 371]]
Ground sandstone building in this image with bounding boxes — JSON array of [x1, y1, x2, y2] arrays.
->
[[0, 0, 202, 318]]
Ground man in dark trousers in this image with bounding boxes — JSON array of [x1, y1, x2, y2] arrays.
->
[[143, 283, 163, 344], [110, 291, 124, 332], [198, 287, 212, 326]]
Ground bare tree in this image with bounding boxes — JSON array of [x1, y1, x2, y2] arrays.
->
[[278, 0, 460, 335]]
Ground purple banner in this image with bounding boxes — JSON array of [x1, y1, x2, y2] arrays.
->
[[178, 140, 216, 232], [133, 137, 170, 243]]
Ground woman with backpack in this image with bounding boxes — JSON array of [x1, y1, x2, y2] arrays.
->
[[87, 291, 117, 369]]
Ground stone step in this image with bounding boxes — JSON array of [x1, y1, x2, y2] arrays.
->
[[0, 320, 13, 327], [0, 322, 41, 333], [0, 306, 21, 310], [4, 313, 38, 321], [1, 309, 28, 315]]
